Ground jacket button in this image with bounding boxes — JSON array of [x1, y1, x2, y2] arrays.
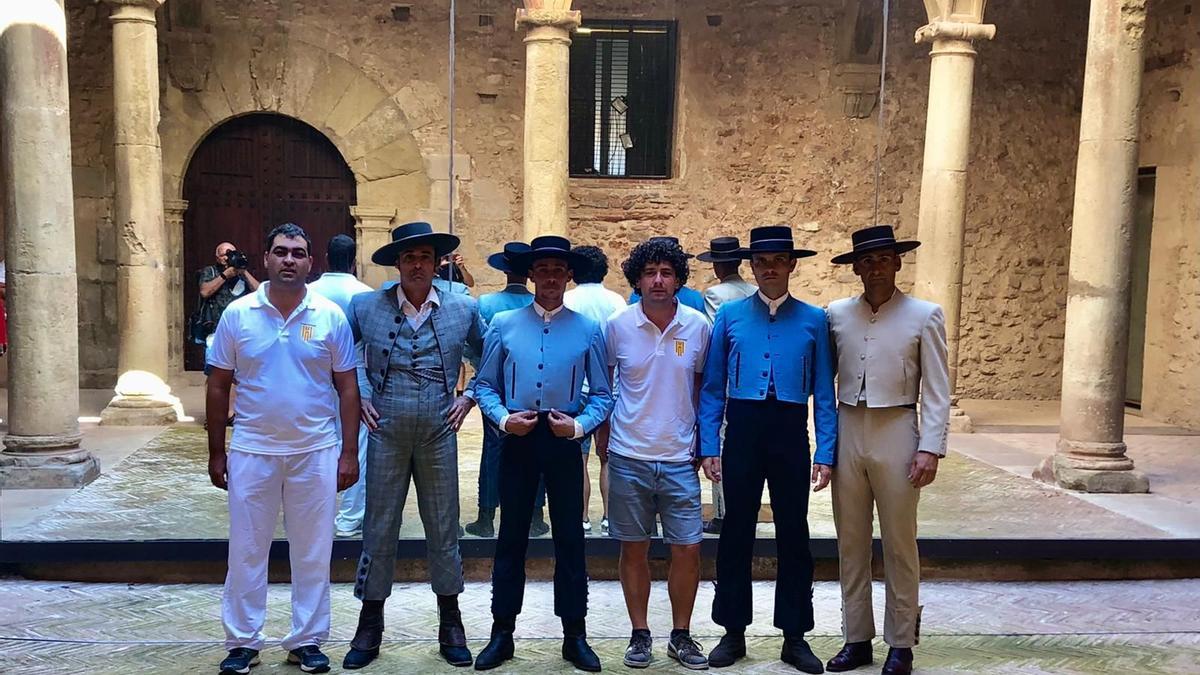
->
[[763, 352, 770, 359], [536, 382, 542, 388], [382, 349, 389, 356], [761, 371, 768, 377], [535, 399, 541, 406], [860, 354, 866, 360], [538, 364, 544, 369], [543, 328, 550, 334], [389, 332, 396, 339], [394, 316, 402, 323]]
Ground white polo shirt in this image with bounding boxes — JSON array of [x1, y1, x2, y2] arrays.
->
[[605, 301, 711, 463], [208, 282, 357, 455]]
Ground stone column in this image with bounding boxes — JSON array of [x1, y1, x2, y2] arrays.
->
[[164, 199, 188, 380], [351, 206, 398, 290], [100, 0, 178, 425], [1034, 0, 1149, 493], [0, 0, 101, 487], [516, 1, 581, 239], [912, 1, 995, 433]]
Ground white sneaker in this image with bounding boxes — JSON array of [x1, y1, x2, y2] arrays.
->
[[600, 517, 609, 535], [582, 520, 592, 533], [335, 527, 362, 538]]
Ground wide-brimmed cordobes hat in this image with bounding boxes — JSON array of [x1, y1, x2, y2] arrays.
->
[[830, 224, 921, 265], [371, 222, 460, 266], [509, 235, 592, 277], [487, 241, 532, 273], [736, 225, 817, 260], [696, 236, 745, 263]]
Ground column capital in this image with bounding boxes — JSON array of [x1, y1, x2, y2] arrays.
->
[[922, 0, 987, 24], [515, 8, 582, 34], [105, 0, 163, 24], [350, 205, 398, 229], [164, 198, 188, 216], [915, 21, 996, 45]]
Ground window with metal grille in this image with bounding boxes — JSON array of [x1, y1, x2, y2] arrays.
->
[[569, 21, 677, 178]]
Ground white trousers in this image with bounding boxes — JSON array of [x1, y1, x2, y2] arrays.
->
[[223, 447, 337, 651]]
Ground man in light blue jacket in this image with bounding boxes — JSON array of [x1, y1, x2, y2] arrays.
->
[[698, 225, 838, 673]]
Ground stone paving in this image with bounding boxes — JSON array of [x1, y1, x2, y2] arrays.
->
[[2, 578, 1199, 673], [3, 425, 1182, 542]]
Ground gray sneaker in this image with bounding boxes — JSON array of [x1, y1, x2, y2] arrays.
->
[[668, 632, 709, 670], [624, 630, 653, 668]]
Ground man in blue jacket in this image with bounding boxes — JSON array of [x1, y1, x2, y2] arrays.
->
[[698, 225, 837, 673], [473, 235, 615, 672]]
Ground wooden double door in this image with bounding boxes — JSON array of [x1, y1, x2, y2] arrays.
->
[[181, 113, 357, 370]]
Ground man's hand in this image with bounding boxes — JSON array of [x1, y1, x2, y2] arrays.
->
[[811, 463, 832, 492], [594, 421, 610, 463], [361, 399, 380, 431], [908, 451, 939, 488], [504, 410, 539, 436], [337, 452, 360, 492], [446, 395, 475, 432], [208, 453, 228, 490], [547, 410, 576, 438], [702, 457, 722, 483]]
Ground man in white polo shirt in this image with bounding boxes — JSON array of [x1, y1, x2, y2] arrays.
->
[[207, 223, 361, 675], [602, 238, 712, 670]]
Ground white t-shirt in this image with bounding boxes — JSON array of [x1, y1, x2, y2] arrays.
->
[[605, 302, 712, 463], [208, 282, 357, 455]]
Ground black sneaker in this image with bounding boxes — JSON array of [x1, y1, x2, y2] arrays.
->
[[624, 629, 653, 668], [668, 632, 709, 670], [219, 648, 260, 675], [287, 645, 331, 674]]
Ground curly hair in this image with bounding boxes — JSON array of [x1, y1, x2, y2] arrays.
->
[[570, 245, 610, 284], [622, 238, 690, 292]]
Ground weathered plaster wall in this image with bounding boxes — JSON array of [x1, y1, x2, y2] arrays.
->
[[24, 0, 1118, 406], [1138, 0, 1200, 429]]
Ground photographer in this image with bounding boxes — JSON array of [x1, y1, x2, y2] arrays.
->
[[194, 242, 260, 366]]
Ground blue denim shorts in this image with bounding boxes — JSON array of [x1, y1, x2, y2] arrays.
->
[[607, 452, 703, 545]]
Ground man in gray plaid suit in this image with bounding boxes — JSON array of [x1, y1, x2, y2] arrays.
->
[[342, 222, 486, 670]]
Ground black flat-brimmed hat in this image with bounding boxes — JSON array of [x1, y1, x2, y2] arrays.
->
[[696, 236, 745, 263], [510, 235, 592, 277], [648, 236, 694, 258], [830, 224, 921, 264], [371, 222, 460, 265], [737, 225, 817, 259], [486, 241, 532, 273]]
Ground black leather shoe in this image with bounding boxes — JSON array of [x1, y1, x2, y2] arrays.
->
[[342, 602, 384, 670], [708, 632, 747, 668], [826, 641, 873, 672], [438, 605, 473, 666], [880, 648, 912, 675], [781, 636, 824, 673], [562, 636, 602, 672], [474, 628, 514, 671]]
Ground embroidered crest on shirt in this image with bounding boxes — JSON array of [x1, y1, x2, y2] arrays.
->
[[674, 338, 686, 356], [300, 324, 315, 341]]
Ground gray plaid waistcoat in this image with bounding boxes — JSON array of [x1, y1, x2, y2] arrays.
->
[[348, 287, 485, 399]]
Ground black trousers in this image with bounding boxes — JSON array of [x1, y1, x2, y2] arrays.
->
[[491, 416, 588, 621], [712, 398, 815, 635]]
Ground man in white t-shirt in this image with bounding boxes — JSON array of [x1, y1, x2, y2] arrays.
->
[[603, 238, 712, 670], [207, 223, 361, 675]]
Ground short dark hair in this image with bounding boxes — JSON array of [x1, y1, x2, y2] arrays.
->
[[571, 246, 609, 284], [266, 223, 311, 253], [326, 234, 356, 272], [622, 238, 690, 291]]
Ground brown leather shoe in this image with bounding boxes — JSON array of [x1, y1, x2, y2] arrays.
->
[[880, 647, 913, 675], [826, 641, 873, 672]]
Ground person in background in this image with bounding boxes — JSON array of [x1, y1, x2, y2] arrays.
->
[[563, 245, 626, 536], [464, 241, 550, 538], [308, 234, 374, 539]]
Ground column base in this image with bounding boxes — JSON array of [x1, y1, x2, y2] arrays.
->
[[0, 449, 101, 488], [1033, 453, 1149, 494], [100, 394, 179, 426], [948, 406, 974, 433]]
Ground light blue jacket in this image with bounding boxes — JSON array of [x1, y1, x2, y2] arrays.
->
[[629, 286, 707, 316], [475, 304, 615, 434], [698, 294, 838, 465], [478, 284, 534, 325]]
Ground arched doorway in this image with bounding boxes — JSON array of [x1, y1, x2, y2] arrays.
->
[[181, 113, 357, 371]]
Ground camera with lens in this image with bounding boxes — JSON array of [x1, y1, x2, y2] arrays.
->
[[225, 249, 250, 270]]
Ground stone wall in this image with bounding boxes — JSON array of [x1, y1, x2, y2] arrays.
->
[[7, 1, 1155, 408], [1138, 0, 1200, 429]]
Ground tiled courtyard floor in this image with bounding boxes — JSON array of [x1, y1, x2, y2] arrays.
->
[[4, 422, 1197, 542], [2, 578, 1199, 673]]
